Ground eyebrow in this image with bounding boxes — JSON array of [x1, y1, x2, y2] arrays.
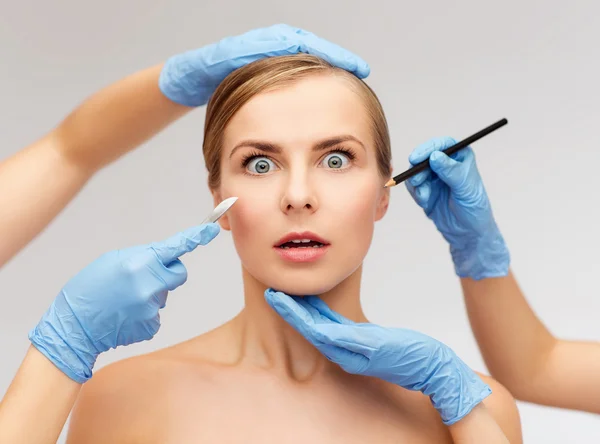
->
[[229, 135, 366, 159]]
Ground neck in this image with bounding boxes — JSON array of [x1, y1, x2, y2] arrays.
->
[[232, 265, 368, 381]]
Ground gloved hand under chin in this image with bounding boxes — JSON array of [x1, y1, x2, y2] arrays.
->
[[159, 23, 370, 107], [28, 224, 220, 383], [265, 289, 491, 426], [405, 137, 510, 280]]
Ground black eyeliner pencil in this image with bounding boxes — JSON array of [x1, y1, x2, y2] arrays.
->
[[384, 118, 508, 188]]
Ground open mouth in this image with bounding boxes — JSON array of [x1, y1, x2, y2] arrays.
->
[[274, 231, 331, 262], [274, 231, 330, 249], [277, 239, 326, 249]]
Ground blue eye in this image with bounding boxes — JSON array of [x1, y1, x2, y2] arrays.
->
[[321, 152, 350, 169], [246, 157, 276, 174]]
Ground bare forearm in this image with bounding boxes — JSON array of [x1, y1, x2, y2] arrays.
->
[[461, 271, 554, 393], [0, 135, 88, 267], [0, 64, 191, 267], [0, 346, 81, 443], [461, 271, 600, 412], [54, 64, 190, 170], [448, 404, 510, 444]]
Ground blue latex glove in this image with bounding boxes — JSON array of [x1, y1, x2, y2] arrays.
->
[[159, 23, 370, 107], [265, 289, 491, 425], [405, 137, 510, 280], [28, 224, 220, 383]]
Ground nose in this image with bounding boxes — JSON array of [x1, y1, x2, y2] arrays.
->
[[280, 168, 319, 215]]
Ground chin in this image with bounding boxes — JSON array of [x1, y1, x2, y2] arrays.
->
[[240, 245, 368, 296], [251, 264, 358, 297], [268, 281, 337, 297]]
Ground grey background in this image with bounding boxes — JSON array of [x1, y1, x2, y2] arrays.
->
[[1, 0, 599, 442]]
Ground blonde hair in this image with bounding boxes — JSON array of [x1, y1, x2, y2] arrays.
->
[[203, 54, 392, 190]]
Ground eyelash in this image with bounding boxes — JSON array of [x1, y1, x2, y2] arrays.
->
[[240, 147, 357, 171]]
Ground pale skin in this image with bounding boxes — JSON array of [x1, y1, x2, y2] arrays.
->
[[0, 62, 194, 444], [461, 271, 600, 413], [0, 63, 191, 268], [0, 346, 81, 444], [65, 75, 522, 443]]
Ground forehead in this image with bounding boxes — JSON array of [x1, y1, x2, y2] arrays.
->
[[223, 75, 371, 146]]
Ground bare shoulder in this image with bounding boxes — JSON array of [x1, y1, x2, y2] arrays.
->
[[67, 325, 234, 444], [66, 353, 174, 443], [476, 372, 523, 444]]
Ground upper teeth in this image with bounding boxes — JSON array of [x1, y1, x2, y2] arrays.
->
[[291, 239, 312, 243]]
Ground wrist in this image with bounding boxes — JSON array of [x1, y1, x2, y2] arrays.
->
[[447, 404, 510, 443], [424, 349, 492, 425], [28, 297, 98, 383], [28, 330, 95, 384], [450, 229, 510, 281]]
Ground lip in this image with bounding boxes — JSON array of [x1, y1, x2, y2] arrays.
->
[[273, 231, 331, 263], [274, 231, 330, 247]]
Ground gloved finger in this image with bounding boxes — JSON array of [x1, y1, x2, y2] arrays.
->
[[317, 343, 370, 373], [291, 296, 350, 327], [407, 144, 466, 189], [146, 315, 161, 339], [415, 182, 432, 207], [424, 177, 444, 215], [405, 181, 419, 204], [317, 343, 353, 361], [295, 29, 370, 78], [264, 289, 321, 344], [302, 296, 355, 325], [152, 289, 169, 309], [405, 181, 431, 210], [408, 137, 457, 165], [260, 31, 369, 78], [407, 169, 432, 188], [151, 223, 220, 265], [315, 324, 377, 358], [293, 296, 330, 324], [161, 258, 188, 291], [417, 182, 433, 208], [448, 147, 468, 163], [223, 24, 369, 78], [273, 298, 361, 365], [428, 149, 471, 189]]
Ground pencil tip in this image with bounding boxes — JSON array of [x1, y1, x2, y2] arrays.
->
[[384, 179, 395, 188]]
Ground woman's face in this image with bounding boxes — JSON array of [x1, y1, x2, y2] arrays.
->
[[214, 74, 389, 296]]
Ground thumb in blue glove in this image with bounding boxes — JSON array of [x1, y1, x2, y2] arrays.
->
[[405, 137, 510, 280], [265, 289, 491, 425], [28, 223, 220, 383], [159, 23, 370, 107]]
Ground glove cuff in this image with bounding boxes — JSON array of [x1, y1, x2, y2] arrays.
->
[[28, 299, 97, 383], [450, 229, 510, 280], [158, 53, 212, 107], [441, 378, 492, 425], [426, 348, 493, 425]]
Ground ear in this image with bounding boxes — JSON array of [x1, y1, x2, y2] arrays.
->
[[211, 188, 231, 231], [374, 186, 390, 222], [374, 167, 392, 221]]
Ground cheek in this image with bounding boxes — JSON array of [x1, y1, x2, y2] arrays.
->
[[321, 176, 381, 225], [229, 198, 266, 234], [319, 175, 381, 255], [220, 183, 276, 254]]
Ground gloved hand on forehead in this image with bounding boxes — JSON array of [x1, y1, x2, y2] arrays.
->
[[405, 137, 510, 280], [159, 23, 370, 107], [28, 224, 220, 383], [265, 289, 492, 426]]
